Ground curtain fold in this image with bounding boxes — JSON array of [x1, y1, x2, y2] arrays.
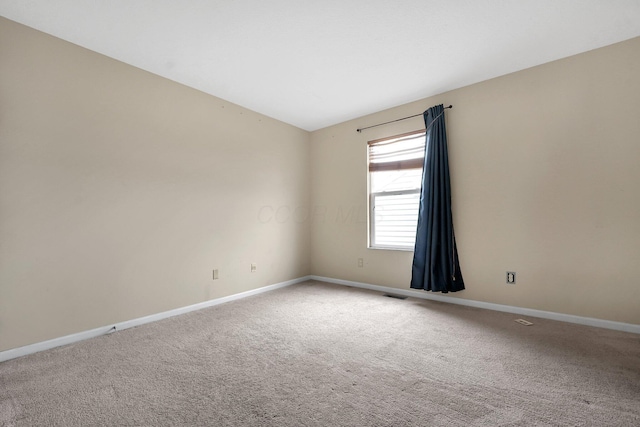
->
[[410, 104, 464, 293]]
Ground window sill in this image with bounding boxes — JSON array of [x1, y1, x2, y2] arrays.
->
[[368, 245, 414, 252]]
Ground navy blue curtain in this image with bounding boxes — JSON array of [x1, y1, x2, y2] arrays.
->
[[410, 104, 464, 293]]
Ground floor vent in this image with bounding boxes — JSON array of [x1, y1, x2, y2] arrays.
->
[[515, 319, 533, 326], [384, 294, 408, 300]]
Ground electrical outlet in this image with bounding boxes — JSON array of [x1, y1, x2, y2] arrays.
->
[[212, 269, 219, 280], [506, 271, 516, 284], [251, 263, 257, 273], [357, 258, 364, 268]]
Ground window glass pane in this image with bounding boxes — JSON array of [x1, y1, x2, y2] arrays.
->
[[371, 169, 422, 193], [372, 192, 420, 248]]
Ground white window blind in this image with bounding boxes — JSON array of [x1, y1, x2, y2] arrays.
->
[[368, 132, 425, 172], [368, 131, 425, 250]]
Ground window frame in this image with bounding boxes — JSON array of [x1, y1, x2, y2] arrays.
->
[[367, 130, 426, 251]]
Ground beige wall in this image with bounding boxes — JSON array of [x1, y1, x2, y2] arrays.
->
[[310, 37, 640, 325], [0, 18, 311, 351]]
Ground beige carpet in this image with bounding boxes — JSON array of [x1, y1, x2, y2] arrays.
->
[[1, 280, 639, 426]]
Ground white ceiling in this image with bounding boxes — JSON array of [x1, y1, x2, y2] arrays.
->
[[2, 1, 640, 131]]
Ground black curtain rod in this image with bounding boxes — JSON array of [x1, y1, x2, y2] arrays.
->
[[356, 105, 453, 133]]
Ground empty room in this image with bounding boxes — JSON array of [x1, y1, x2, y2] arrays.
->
[[1, 1, 639, 426]]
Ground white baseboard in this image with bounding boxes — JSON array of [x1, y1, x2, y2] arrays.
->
[[0, 276, 312, 363], [309, 275, 640, 335], [4, 274, 637, 363]]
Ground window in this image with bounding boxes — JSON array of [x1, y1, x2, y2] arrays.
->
[[368, 130, 425, 250]]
